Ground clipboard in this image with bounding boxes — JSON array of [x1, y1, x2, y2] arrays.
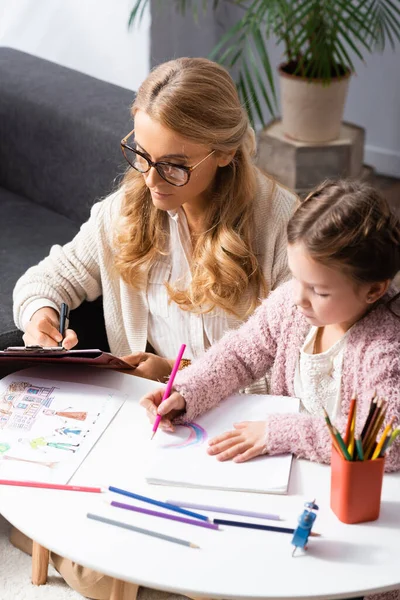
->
[[0, 346, 133, 369]]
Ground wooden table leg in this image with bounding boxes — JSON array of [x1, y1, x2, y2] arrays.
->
[[31, 541, 49, 585], [109, 578, 126, 600]]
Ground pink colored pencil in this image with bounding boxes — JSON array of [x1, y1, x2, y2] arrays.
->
[[151, 343, 186, 439], [0, 480, 102, 493]]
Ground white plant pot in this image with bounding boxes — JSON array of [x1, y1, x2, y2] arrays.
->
[[279, 65, 351, 143]]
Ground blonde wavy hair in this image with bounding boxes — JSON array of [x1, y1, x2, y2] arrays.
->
[[114, 57, 267, 318]]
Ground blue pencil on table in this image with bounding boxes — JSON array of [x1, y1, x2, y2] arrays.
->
[[108, 486, 209, 522]]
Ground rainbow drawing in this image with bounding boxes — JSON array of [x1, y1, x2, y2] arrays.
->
[[162, 423, 207, 449]]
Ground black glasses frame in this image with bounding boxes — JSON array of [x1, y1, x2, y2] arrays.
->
[[120, 128, 215, 187]]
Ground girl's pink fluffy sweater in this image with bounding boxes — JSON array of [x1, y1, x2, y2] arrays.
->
[[174, 280, 400, 472]]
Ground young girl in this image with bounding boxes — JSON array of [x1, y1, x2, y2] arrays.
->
[[141, 180, 400, 473]]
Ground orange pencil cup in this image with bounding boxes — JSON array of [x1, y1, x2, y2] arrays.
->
[[330, 446, 385, 524]]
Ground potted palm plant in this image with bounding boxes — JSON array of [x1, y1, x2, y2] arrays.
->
[[130, 0, 400, 142]]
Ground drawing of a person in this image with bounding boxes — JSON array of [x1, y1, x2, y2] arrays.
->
[[22, 437, 79, 452], [55, 426, 87, 436], [42, 408, 88, 421]]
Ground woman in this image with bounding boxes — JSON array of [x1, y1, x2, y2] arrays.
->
[[14, 57, 296, 388], [11, 57, 296, 599]]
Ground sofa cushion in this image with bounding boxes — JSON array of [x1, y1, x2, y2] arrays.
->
[[0, 47, 134, 225], [0, 187, 108, 350]]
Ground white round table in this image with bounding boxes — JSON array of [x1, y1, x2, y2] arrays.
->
[[0, 365, 399, 600]]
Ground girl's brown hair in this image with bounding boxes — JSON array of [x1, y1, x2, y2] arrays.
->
[[287, 179, 400, 284], [114, 57, 267, 318]]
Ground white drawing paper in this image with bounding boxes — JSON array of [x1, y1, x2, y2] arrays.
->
[[145, 394, 299, 494], [0, 374, 125, 483]]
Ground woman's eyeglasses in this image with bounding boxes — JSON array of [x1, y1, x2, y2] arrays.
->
[[121, 129, 215, 187]]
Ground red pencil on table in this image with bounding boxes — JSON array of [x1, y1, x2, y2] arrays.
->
[[0, 480, 103, 493]]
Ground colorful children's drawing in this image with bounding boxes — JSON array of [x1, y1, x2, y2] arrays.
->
[[162, 423, 207, 449], [0, 374, 125, 483]]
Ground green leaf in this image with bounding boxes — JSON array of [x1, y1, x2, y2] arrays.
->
[[251, 28, 277, 105], [380, 2, 400, 46], [242, 56, 264, 125], [333, 36, 356, 73], [128, 0, 149, 28], [248, 43, 276, 117], [237, 73, 255, 129], [209, 14, 249, 61]]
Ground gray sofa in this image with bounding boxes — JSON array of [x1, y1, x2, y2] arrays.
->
[[0, 47, 134, 351]]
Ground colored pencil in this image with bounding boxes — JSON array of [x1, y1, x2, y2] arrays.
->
[[333, 427, 352, 461], [379, 432, 392, 457], [344, 396, 356, 446], [0, 480, 102, 493], [87, 513, 199, 548], [361, 393, 377, 440], [110, 500, 219, 530], [152, 343, 186, 439], [355, 435, 364, 461], [322, 408, 342, 455], [364, 404, 388, 459], [213, 518, 320, 537], [372, 419, 394, 460], [108, 486, 209, 522], [166, 500, 281, 521], [347, 398, 357, 458], [389, 428, 400, 446], [381, 427, 400, 455], [361, 398, 381, 446]]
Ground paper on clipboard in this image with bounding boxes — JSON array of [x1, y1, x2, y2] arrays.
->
[[0, 346, 133, 370]]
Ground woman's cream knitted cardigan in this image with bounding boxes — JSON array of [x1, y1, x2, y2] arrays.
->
[[13, 173, 297, 361]]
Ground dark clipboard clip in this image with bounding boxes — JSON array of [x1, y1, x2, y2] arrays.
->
[[5, 345, 67, 354]]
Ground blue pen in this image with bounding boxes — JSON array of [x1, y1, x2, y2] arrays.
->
[[108, 486, 209, 522]]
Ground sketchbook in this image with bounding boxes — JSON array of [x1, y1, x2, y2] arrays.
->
[[0, 347, 133, 369], [145, 394, 300, 494], [0, 373, 125, 483]]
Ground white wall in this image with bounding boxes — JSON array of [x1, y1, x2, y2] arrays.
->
[[0, 0, 150, 91], [345, 49, 400, 178]]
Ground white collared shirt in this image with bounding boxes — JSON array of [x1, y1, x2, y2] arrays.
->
[[147, 208, 241, 361], [294, 326, 351, 422]]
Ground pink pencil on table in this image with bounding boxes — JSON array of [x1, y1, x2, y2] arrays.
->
[[151, 343, 186, 440], [0, 480, 102, 493]]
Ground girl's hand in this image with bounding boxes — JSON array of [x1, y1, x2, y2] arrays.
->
[[139, 388, 186, 432], [23, 307, 78, 349], [120, 352, 173, 382], [207, 421, 268, 463]]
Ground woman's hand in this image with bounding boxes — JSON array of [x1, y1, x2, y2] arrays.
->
[[120, 352, 173, 382], [139, 388, 186, 432], [23, 307, 78, 349], [207, 421, 268, 463]]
